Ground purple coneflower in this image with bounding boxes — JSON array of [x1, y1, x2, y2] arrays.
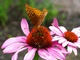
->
[[1, 18, 68, 60], [49, 18, 80, 55]]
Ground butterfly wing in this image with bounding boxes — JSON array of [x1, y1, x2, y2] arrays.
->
[[37, 8, 48, 26], [25, 4, 41, 26]]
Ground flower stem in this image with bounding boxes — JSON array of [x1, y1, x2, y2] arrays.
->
[[33, 51, 39, 60]]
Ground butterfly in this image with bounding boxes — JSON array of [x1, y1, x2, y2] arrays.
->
[[25, 4, 48, 27]]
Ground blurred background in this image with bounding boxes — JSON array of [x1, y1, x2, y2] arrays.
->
[[0, 0, 80, 60]]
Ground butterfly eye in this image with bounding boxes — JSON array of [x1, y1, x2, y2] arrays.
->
[[25, 4, 48, 27]]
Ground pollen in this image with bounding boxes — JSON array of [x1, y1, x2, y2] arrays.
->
[[27, 26, 52, 48], [64, 31, 78, 42]]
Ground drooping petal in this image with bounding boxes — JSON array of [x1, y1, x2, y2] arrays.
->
[[52, 18, 59, 28], [3, 43, 27, 53], [23, 48, 37, 60], [72, 47, 77, 56], [21, 18, 30, 36], [38, 49, 55, 60], [12, 47, 27, 60], [1, 36, 26, 49], [49, 26, 63, 36], [67, 46, 72, 54]]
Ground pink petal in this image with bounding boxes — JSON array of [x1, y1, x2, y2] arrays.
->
[[53, 43, 68, 56], [53, 43, 64, 50], [76, 33, 80, 37], [72, 27, 78, 33], [47, 47, 65, 60], [58, 38, 66, 43], [52, 36, 65, 42], [59, 26, 67, 33], [23, 48, 37, 60], [52, 18, 59, 28], [3, 43, 27, 53], [38, 49, 55, 60], [52, 37, 59, 41], [67, 46, 72, 54], [1, 36, 26, 49], [50, 31, 55, 35], [62, 41, 68, 47], [72, 27, 80, 35], [27, 46, 33, 51], [49, 26, 63, 36], [77, 39, 80, 43], [12, 47, 27, 60], [47, 49, 60, 60], [74, 43, 80, 48], [68, 42, 77, 48], [72, 27, 80, 37], [21, 18, 30, 36], [72, 47, 77, 56]]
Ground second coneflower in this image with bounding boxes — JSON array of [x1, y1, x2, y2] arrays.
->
[[49, 18, 80, 56], [1, 4, 68, 60]]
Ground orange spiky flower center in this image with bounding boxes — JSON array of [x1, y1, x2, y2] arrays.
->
[[27, 26, 52, 48], [64, 31, 78, 42]]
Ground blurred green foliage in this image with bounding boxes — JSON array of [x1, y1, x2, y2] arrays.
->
[[0, 0, 66, 26], [0, 0, 13, 26]]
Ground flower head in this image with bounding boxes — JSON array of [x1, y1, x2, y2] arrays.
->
[[27, 26, 52, 48], [1, 18, 68, 60], [49, 18, 80, 55]]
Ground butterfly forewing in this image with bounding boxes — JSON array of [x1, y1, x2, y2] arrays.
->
[[25, 4, 41, 25]]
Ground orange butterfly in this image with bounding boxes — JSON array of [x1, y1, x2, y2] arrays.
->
[[25, 4, 48, 27]]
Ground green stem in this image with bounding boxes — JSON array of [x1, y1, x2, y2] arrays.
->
[[33, 51, 39, 60]]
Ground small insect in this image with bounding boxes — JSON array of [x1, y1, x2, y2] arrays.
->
[[25, 4, 48, 27]]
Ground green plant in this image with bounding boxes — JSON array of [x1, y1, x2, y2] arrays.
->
[[0, 0, 13, 26]]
